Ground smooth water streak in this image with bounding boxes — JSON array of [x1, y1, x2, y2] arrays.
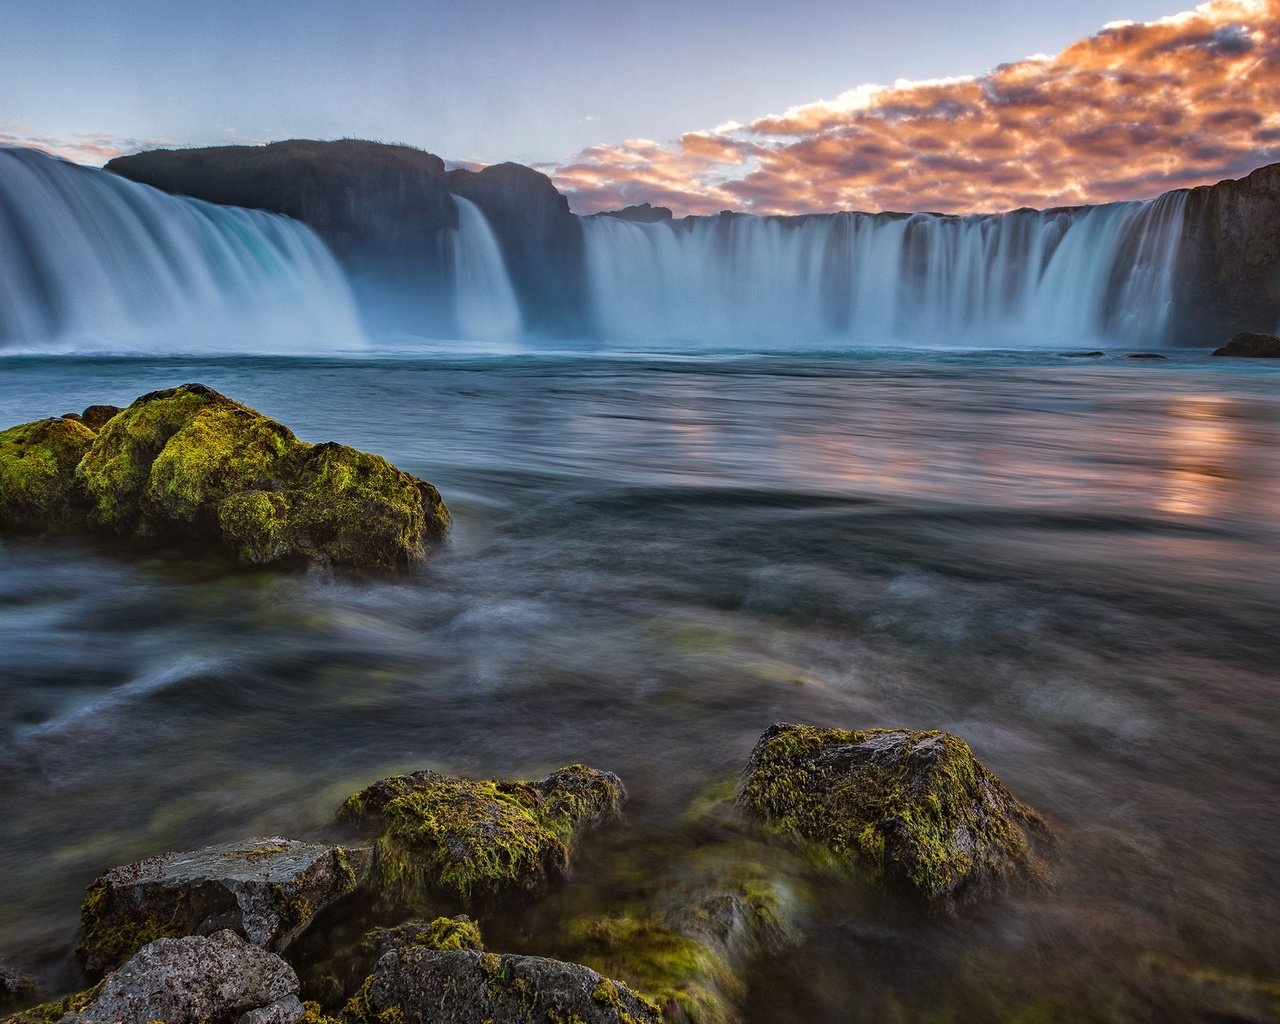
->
[[0, 147, 366, 353]]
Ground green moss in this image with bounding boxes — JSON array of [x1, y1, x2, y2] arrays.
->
[[0, 417, 96, 531], [338, 766, 624, 910], [58, 382, 450, 571], [567, 913, 735, 1024], [73, 876, 192, 976], [361, 916, 485, 956], [591, 978, 664, 1024], [738, 724, 1051, 905], [0, 986, 97, 1024]]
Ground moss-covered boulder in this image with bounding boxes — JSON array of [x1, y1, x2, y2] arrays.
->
[[1212, 330, 1280, 357], [738, 723, 1053, 907], [0, 384, 450, 572], [76, 837, 369, 976], [347, 947, 660, 1024], [0, 417, 96, 531], [362, 916, 486, 958], [338, 764, 625, 908]]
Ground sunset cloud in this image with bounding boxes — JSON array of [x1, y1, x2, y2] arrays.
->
[[548, 0, 1280, 215]]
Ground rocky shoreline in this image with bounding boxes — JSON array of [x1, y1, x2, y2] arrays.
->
[[1, 728, 1053, 1024]]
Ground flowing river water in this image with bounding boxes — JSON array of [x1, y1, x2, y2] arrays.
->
[[1, 350, 1277, 1022]]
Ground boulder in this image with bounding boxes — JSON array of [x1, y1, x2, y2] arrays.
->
[[1212, 330, 1280, 357], [338, 764, 625, 908], [349, 947, 660, 1024], [79, 406, 122, 431], [0, 961, 37, 1002], [362, 916, 485, 957], [76, 837, 368, 976], [0, 417, 96, 531], [0, 383, 450, 572], [738, 723, 1053, 907], [65, 930, 301, 1024]]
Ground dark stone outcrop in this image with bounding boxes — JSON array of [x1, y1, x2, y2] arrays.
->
[[0, 962, 36, 1002], [1212, 330, 1280, 357], [738, 723, 1054, 908], [66, 931, 301, 1024], [337, 764, 625, 908], [596, 202, 674, 223], [76, 837, 368, 976], [1174, 163, 1280, 344], [446, 162, 589, 336], [349, 947, 660, 1024], [0, 384, 450, 572]]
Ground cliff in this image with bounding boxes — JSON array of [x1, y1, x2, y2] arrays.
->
[[1173, 163, 1280, 344]]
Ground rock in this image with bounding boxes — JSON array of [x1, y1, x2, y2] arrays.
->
[[362, 916, 485, 957], [338, 764, 625, 908], [1212, 330, 1280, 357], [348, 947, 660, 1024], [76, 837, 368, 976], [80, 406, 122, 431], [1126, 352, 1168, 359], [0, 383, 450, 572], [738, 723, 1053, 907], [64, 930, 301, 1024], [1060, 351, 1104, 358], [0, 417, 96, 531], [595, 203, 674, 224], [0, 961, 37, 1001]]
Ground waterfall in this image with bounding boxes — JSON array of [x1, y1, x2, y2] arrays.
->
[[581, 195, 1190, 348], [449, 196, 522, 342], [0, 147, 365, 353]]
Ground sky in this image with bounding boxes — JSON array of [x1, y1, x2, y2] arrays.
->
[[1, 0, 1276, 215]]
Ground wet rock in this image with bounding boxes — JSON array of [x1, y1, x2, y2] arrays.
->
[[65, 930, 301, 1024], [738, 723, 1053, 907], [0, 961, 37, 1002], [362, 916, 485, 957], [349, 947, 660, 1024], [79, 406, 122, 431], [76, 837, 368, 976], [0, 417, 96, 532], [1126, 352, 1168, 359], [1212, 330, 1280, 357], [0, 383, 450, 572], [338, 764, 625, 908]]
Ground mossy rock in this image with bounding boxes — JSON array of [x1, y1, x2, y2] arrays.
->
[[362, 915, 486, 957], [75, 837, 368, 976], [0, 417, 96, 531], [347, 947, 660, 1024], [1212, 330, 1280, 357], [738, 723, 1054, 907], [0, 383, 450, 572], [338, 764, 625, 908], [565, 912, 737, 1024]]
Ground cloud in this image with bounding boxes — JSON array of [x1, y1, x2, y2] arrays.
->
[[549, 0, 1280, 215]]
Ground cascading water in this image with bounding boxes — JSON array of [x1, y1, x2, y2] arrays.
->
[[449, 196, 522, 342], [0, 147, 365, 352], [581, 193, 1189, 348]]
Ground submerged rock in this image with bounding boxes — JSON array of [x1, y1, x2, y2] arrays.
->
[[338, 764, 625, 908], [0, 417, 96, 532], [738, 723, 1053, 907], [65, 930, 301, 1024], [76, 837, 367, 976], [349, 947, 660, 1024], [1212, 330, 1280, 357], [0, 384, 450, 572], [0, 961, 37, 1002]]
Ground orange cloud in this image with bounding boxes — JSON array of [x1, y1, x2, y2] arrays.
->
[[550, 0, 1280, 215]]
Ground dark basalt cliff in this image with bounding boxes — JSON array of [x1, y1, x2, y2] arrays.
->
[[1173, 163, 1280, 343], [446, 162, 588, 336]]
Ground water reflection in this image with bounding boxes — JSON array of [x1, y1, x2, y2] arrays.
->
[[0, 354, 1277, 1021]]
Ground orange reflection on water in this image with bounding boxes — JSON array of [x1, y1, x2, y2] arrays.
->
[[1157, 396, 1236, 519]]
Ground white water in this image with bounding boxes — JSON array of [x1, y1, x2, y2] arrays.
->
[[0, 147, 366, 353], [582, 194, 1188, 348], [450, 196, 522, 342]]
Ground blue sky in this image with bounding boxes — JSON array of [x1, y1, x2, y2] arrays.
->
[[2, 0, 1276, 215], [2, 0, 1192, 164]]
